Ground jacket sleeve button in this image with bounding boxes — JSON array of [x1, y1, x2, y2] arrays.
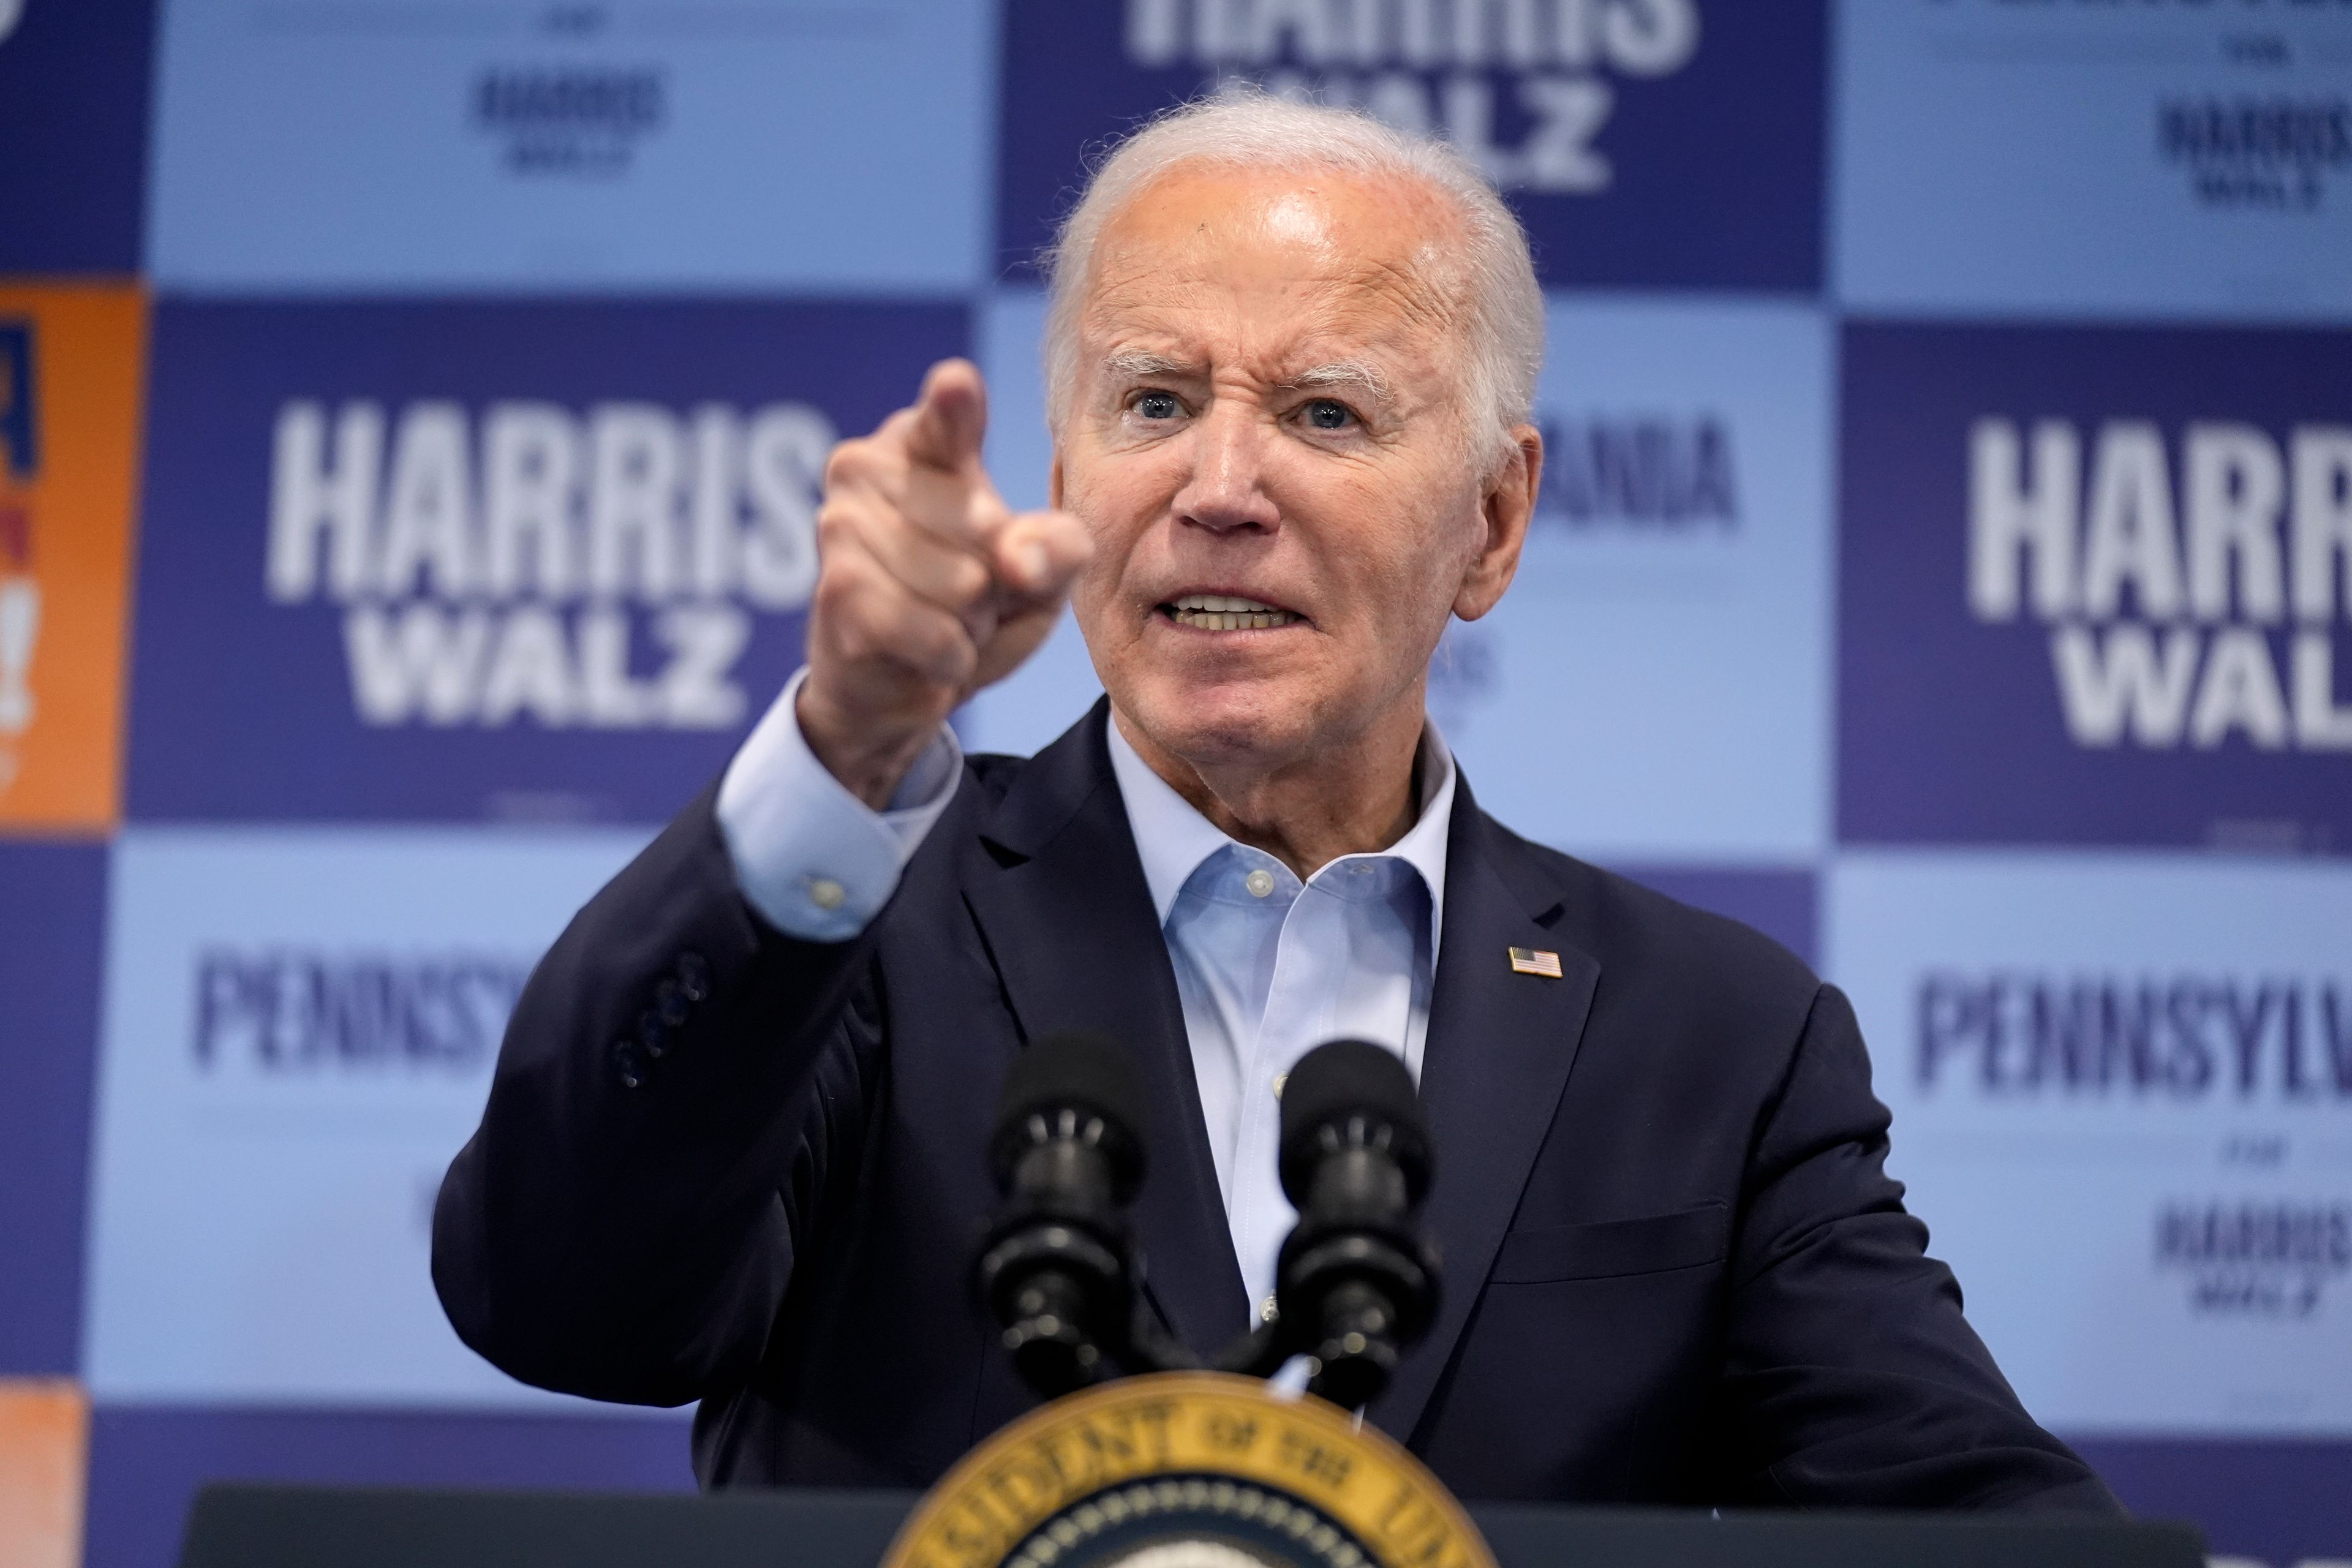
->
[[654, 977, 691, 1027], [613, 1040, 647, 1089], [676, 952, 710, 1001]]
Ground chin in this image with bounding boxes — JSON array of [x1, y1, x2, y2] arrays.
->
[[1123, 673, 1319, 768]]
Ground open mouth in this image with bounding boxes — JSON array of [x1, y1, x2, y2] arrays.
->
[[1159, 593, 1303, 631]]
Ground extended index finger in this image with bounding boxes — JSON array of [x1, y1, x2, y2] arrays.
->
[[901, 358, 989, 475]]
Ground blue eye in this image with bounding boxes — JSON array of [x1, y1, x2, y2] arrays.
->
[[1135, 391, 1180, 421], [1303, 399, 1351, 430]]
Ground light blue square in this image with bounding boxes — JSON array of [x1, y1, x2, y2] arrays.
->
[[147, 0, 994, 293], [1834, 1, 2352, 321], [1826, 850, 2352, 1435], [1454, 294, 1833, 862], [965, 285, 1104, 756], [85, 826, 660, 1407]]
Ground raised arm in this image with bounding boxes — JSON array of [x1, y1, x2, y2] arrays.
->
[[430, 360, 1088, 1406]]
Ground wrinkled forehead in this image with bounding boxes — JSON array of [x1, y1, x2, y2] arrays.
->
[[1076, 164, 1471, 372]]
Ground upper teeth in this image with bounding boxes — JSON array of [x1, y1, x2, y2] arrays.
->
[[1169, 594, 1298, 630]]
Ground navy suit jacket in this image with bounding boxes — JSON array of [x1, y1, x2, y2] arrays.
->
[[434, 703, 2117, 1510]]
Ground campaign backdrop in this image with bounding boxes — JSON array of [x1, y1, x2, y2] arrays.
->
[[0, 0, 152, 274], [1836, 1, 2352, 320], [0, 1380, 88, 1568], [1840, 321, 2352, 852], [1828, 853, 2352, 1435], [0, 284, 146, 832], [2, 1, 2348, 1564], [0, 842, 106, 1379], [145, 0, 993, 294], [128, 296, 963, 822], [995, 0, 1826, 290], [84, 827, 656, 1406]]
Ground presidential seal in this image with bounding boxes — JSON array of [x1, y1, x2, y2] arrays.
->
[[880, 1374, 1494, 1568]]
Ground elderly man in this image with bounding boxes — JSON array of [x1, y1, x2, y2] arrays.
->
[[434, 95, 2116, 1510]]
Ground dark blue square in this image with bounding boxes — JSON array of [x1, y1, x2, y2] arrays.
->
[[0, 0, 154, 273], [994, 0, 1824, 291], [0, 839, 107, 1374]]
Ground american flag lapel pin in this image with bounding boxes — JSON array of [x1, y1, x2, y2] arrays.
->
[[1507, 946, 1563, 979]]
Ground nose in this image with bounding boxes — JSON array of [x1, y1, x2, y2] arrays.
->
[[1171, 398, 1280, 536]]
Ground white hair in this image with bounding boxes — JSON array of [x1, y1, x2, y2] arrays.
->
[[1040, 89, 1545, 472]]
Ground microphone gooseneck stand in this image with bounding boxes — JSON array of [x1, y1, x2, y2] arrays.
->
[[974, 1031, 1146, 1398], [976, 1033, 1441, 1411]]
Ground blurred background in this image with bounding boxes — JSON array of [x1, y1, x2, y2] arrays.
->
[[1, 1, 2348, 1564]]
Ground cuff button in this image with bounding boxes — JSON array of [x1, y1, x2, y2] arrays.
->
[[807, 876, 847, 911]]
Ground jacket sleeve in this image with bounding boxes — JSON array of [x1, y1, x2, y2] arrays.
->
[[1716, 983, 2124, 1513], [431, 781, 890, 1407]]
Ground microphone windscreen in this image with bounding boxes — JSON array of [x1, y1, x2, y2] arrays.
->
[[989, 1030, 1147, 1192], [1278, 1038, 1431, 1206]]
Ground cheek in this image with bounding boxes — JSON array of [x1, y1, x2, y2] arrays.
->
[[1067, 513, 1155, 639], [1065, 459, 1170, 549], [1328, 487, 1480, 609], [1409, 483, 1490, 579], [1065, 428, 1189, 501]]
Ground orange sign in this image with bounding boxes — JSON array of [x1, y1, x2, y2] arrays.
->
[[0, 1379, 88, 1568], [0, 282, 145, 832]]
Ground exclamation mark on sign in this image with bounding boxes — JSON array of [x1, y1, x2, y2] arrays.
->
[[0, 505, 36, 736]]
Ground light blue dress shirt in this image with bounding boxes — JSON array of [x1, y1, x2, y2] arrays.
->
[[1102, 721, 1452, 1322], [717, 668, 1453, 1329]]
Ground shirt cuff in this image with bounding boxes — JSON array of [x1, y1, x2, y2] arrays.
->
[[715, 666, 963, 940]]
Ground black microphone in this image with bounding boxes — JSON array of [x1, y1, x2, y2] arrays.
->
[[975, 1031, 1146, 1398], [1275, 1038, 1441, 1410]]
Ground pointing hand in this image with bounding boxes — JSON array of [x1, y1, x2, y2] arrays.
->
[[796, 359, 1092, 807]]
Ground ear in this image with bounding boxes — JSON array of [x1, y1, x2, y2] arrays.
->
[[1049, 450, 1066, 511], [1453, 423, 1541, 621]]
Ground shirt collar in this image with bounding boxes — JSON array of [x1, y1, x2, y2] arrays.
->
[[1105, 710, 1457, 942]]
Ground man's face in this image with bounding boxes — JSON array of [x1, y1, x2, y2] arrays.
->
[[1054, 165, 1529, 775]]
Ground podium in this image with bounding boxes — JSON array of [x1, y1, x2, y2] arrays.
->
[[177, 1483, 2205, 1568]]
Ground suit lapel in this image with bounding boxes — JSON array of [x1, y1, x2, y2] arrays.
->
[[1373, 782, 1599, 1445], [959, 702, 1252, 1353]]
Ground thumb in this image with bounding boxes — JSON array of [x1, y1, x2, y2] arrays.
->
[[902, 358, 988, 473]]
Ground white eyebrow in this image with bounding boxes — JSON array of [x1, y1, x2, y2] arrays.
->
[[1102, 349, 1198, 381], [1098, 352, 1394, 406], [1281, 361, 1393, 405]]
